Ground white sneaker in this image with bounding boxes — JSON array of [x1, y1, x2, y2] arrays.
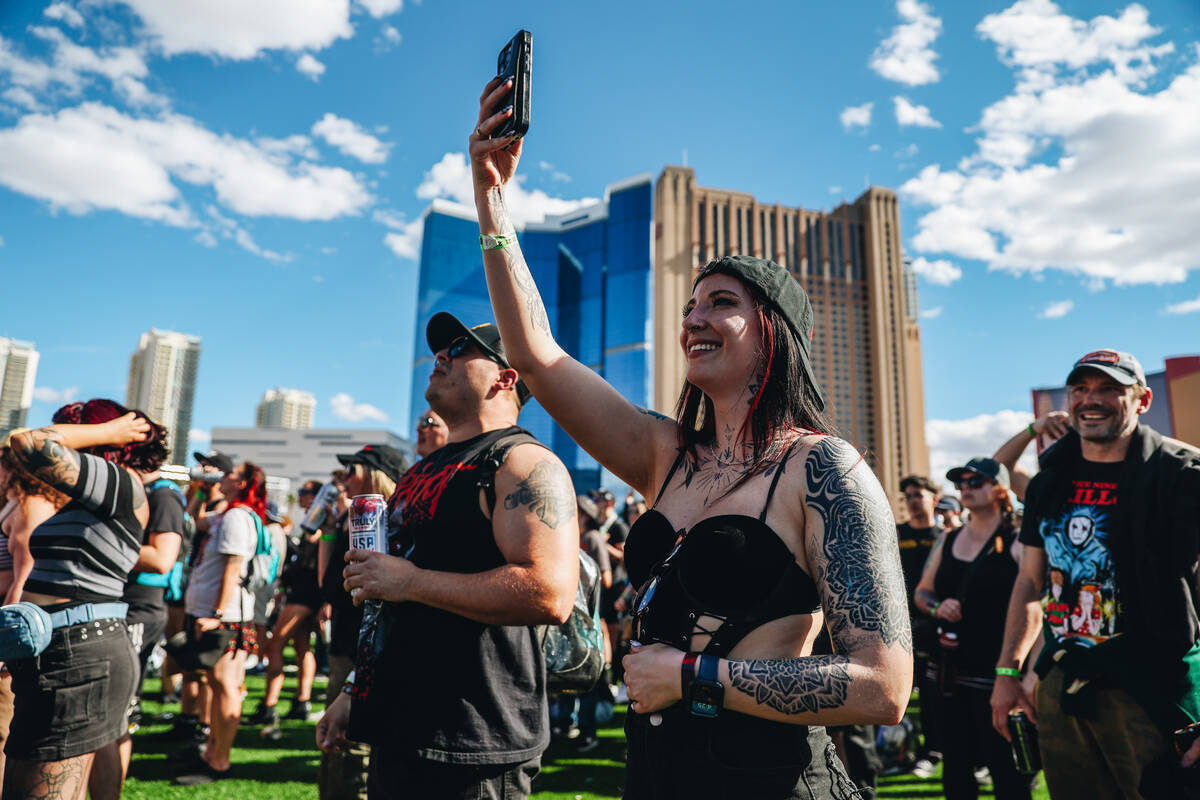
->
[[911, 758, 936, 778]]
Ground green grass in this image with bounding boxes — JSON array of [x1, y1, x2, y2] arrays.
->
[[125, 670, 1049, 799]]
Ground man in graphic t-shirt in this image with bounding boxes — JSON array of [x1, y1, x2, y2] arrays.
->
[[316, 313, 579, 800], [991, 349, 1200, 797]]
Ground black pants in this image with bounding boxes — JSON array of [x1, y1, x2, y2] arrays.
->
[[916, 653, 943, 756], [830, 724, 880, 799], [367, 745, 539, 800], [940, 682, 1033, 800]]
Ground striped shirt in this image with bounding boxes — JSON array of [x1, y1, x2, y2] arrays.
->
[[25, 453, 143, 602]]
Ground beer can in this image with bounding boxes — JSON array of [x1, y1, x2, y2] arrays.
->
[[1007, 710, 1042, 775], [300, 481, 341, 534], [349, 494, 388, 554]]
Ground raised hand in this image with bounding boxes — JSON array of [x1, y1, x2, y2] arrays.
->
[[469, 76, 523, 193]]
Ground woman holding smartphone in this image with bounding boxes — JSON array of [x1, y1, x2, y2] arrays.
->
[[468, 78, 913, 798]]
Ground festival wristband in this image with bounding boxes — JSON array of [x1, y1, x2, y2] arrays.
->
[[479, 232, 517, 251], [320, 534, 337, 541], [681, 651, 700, 699], [1026, 422, 1036, 437], [929, 601, 940, 617], [995, 667, 1021, 678]]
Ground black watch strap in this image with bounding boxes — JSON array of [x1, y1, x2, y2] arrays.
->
[[698, 653, 720, 684]]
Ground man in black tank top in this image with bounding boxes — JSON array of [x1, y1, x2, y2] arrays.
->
[[317, 314, 580, 800]]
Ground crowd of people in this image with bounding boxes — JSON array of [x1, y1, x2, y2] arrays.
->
[[0, 72, 1197, 800]]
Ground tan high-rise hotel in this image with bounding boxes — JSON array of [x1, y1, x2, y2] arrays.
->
[[654, 166, 929, 508]]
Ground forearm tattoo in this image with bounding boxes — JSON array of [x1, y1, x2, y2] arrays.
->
[[806, 438, 913, 655], [728, 655, 851, 715], [503, 460, 574, 530], [11, 428, 81, 492], [485, 189, 551, 335]]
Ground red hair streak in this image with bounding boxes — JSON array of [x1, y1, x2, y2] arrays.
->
[[747, 309, 774, 421]]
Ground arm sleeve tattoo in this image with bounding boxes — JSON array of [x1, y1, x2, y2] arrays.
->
[[503, 459, 574, 530], [806, 438, 913, 655], [728, 655, 851, 714], [9, 427, 82, 495], [485, 189, 552, 335]]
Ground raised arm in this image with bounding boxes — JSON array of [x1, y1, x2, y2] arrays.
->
[[468, 79, 675, 494], [343, 444, 579, 626], [8, 414, 149, 496], [993, 411, 1069, 502]]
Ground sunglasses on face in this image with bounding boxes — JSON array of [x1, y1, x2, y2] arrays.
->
[[417, 416, 439, 430], [298, 489, 316, 496], [445, 336, 505, 368], [957, 475, 990, 489]]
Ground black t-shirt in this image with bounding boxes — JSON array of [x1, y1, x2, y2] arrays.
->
[[349, 427, 549, 764], [124, 485, 186, 617], [933, 524, 1019, 676], [1020, 457, 1123, 644], [896, 522, 939, 615], [320, 512, 363, 657]]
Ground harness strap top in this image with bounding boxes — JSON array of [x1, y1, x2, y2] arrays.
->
[[758, 438, 805, 522]]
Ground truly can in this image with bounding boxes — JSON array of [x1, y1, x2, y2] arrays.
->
[[349, 494, 388, 554], [1007, 710, 1042, 775], [299, 481, 341, 534]]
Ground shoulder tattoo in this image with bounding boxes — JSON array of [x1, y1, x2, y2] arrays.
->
[[503, 459, 574, 530], [806, 438, 912, 655]]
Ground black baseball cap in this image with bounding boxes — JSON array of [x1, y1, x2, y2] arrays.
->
[[946, 457, 1010, 489], [694, 256, 825, 410], [936, 496, 962, 513], [1066, 349, 1146, 387], [193, 450, 234, 474], [426, 312, 532, 406], [336, 444, 409, 482]]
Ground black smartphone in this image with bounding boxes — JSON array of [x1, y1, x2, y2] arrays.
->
[[490, 30, 531, 140]]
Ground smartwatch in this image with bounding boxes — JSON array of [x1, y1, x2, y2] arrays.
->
[[688, 654, 724, 719]]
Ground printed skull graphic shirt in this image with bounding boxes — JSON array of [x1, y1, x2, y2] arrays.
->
[[1021, 458, 1124, 645]]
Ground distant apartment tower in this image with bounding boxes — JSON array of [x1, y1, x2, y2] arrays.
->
[[126, 329, 201, 464], [0, 338, 39, 436], [256, 388, 316, 430], [654, 166, 930, 507]]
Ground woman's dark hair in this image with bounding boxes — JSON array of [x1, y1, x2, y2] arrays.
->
[[899, 475, 939, 495], [674, 272, 835, 492], [52, 399, 169, 472], [228, 461, 269, 522]]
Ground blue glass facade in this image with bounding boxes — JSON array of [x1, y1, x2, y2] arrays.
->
[[410, 177, 653, 491]]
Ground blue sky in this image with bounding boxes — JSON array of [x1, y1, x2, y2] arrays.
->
[[1, 0, 1197, 479]]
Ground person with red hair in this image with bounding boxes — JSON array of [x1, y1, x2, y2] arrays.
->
[[174, 461, 268, 785], [3, 399, 162, 800]]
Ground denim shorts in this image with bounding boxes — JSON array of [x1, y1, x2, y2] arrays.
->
[[5, 617, 138, 761]]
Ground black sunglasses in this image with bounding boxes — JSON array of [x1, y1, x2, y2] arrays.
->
[[445, 335, 506, 368], [957, 475, 990, 489], [417, 416, 439, 430], [631, 542, 685, 646]]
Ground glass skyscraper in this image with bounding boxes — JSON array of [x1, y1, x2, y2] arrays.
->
[[410, 175, 653, 491]]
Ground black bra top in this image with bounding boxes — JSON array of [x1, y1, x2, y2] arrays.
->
[[625, 442, 822, 657]]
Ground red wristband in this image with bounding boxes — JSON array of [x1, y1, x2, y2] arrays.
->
[[681, 651, 700, 700]]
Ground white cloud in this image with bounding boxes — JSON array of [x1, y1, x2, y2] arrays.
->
[[112, 0, 354, 59], [2, 87, 42, 111], [1164, 296, 1200, 315], [919, 305, 943, 319], [896, 143, 920, 158], [330, 392, 388, 422], [1038, 299, 1074, 318], [840, 101, 873, 130], [415, 152, 598, 228], [381, 25, 402, 45], [537, 161, 571, 182], [33, 385, 79, 404], [234, 227, 289, 262], [869, 143, 882, 152], [0, 26, 160, 106], [375, 208, 424, 260], [901, 3, 1199, 286], [927, 409, 1037, 492], [893, 96, 942, 128], [189, 428, 211, 448], [828, 186, 842, 195], [0, 103, 371, 225], [356, 0, 402, 18], [312, 112, 389, 163], [44, 3, 85, 29], [296, 53, 326, 81], [870, 0, 942, 86], [910, 256, 962, 285], [0, 235, 4, 246]]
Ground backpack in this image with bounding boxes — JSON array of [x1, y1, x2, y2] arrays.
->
[[240, 508, 281, 594], [477, 432, 606, 695], [136, 479, 196, 602]]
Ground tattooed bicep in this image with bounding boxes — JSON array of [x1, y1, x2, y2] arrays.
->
[[9, 428, 82, 494], [804, 437, 912, 656], [501, 454, 576, 531]]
